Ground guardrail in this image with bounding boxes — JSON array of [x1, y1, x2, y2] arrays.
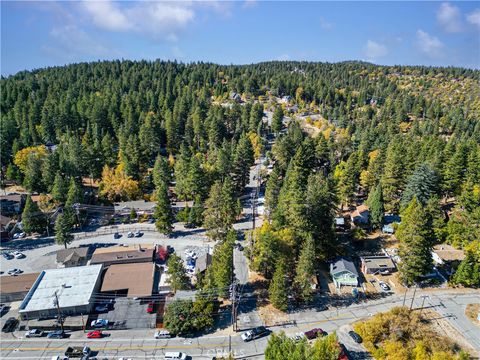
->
[[73, 225, 158, 240]]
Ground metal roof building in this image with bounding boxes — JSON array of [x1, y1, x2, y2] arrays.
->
[[18, 265, 103, 320]]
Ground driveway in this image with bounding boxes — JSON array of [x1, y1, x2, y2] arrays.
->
[[337, 325, 372, 360]]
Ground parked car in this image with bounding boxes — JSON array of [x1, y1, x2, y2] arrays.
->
[[154, 330, 171, 339], [25, 329, 45, 338], [127, 231, 134, 238], [348, 330, 363, 343], [2, 317, 18, 332], [2, 252, 13, 260], [13, 232, 26, 239], [7, 268, 22, 276], [12, 251, 25, 259], [304, 328, 327, 340], [146, 302, 155, 313], [95, 304, 109, 313], [290, 332, 305, 342], [90, 319, 109, 328], [113, 232, 121, 239], [0, 304, 10, 316], [87, 330, 104, 339], [65, 346, 91, 358], [164, 352, 187, 360], [235, 243, 244, 251], [241, 326, 269, 342], [47, 330, 67, 339], [186, 268, 195, 275], [379, 282, 391, 291], [134, 230, 143, 237]]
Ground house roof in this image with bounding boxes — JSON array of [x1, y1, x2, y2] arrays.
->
[[0, 272, 40, 295], [0, 214, 12, 227], [195, 253, 212, 273], [432, 244, 466, 262], [330, 258, 359, 277], [361, 256, 396, 270], [351, 205, 369, 220], [0, 194, 24, 203], [335, 217, 345, 226], [19, 265, 103, 313], [101, 263, 155, 298], [90, 245, 154, 265], [56, 247, 89, 263], [114, 200, 156, 213]]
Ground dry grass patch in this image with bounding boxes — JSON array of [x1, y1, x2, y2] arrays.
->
[[258, 303, 289, 326], [465, 304, 480, 326], [353, 307, 470, 359]]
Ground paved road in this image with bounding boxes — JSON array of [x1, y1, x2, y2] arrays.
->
[[2, 291, 478, 359]]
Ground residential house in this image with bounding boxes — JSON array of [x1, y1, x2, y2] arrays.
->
[[350, 205, 369, 226], [280, 95, 292, 103], [229, 91, 242, 103], [382, 214, 401, 234], [56, 247, 89, 268], [330, 258, 359, 288], [1, 214, 13, 240], [360, 256, 396, 275], [432, 244, 465, 267], [0, 194, 26, 216]]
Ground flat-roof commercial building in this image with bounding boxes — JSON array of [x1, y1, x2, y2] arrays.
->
[[18, 265, 103, 320], [90, 244, 155, 267], [101, 263, 155, 298], [0, 273, 40, 303]]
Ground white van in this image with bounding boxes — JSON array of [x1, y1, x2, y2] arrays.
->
[[164, 352, 187, 360]]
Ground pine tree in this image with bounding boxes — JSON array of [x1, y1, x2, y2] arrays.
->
[[397, 197, 434, 285], [367, 183, 384, 229], [265, 166, 283, 220], [211, 229, 235, 298], [294, 235, 316, 302], [401, 163, 438, 208], [272, 107, 284, 134], [336, 152, 360, 207], [167, 253, 190, 292], [51, 172, 68, 204], [54, 213, 73, 249], [382, 138, 406, 212], [304, 173, 337, 258], [24, 153, 45, 193], [203, 179, 238, 241], [154, 181, 174, 235], [442, 144, 466, 197], [187, 155, 207, 199], [187, 195, 204, 226], [153, 155, 171, 189], [231, 133, 255, 193], [269, 258, 289, 311], [22, 195, 45, 234], [174, 144, 191, 201]]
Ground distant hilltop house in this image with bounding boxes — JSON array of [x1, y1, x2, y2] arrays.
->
[[229, 91, 242, 103], [360, 255, 396, 275], [350, 205, 369, 226], [330, 258, 359, 288]]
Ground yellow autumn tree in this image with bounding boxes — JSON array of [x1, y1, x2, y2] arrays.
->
[[248, 132, 263, 159], [99, 164, 141, 202], [13, 145, 48, 172]]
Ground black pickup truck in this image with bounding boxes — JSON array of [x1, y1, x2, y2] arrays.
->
[[65, 346, 91, 358]]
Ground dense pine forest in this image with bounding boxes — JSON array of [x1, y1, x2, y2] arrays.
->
[[1, 60, 479, 289]]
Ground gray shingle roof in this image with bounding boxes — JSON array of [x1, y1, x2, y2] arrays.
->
[[330, 258, 358, 277]]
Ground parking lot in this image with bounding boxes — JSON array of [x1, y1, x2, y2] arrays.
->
[[93, 299, 157, 330]]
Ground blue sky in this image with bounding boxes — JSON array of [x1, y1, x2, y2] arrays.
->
[[1, 1, 479, 75]]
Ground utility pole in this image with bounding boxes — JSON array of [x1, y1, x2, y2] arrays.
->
[[53, 291, 64, 332], [419, 295, 429, 316], [402, 287, 408, 307], [409, 283, 418, 311], [231, 281, 236, 332]]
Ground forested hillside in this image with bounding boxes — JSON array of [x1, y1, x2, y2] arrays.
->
[[1, 61, 479, 276]]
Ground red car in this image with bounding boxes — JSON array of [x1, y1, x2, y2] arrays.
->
[[87, 330, 103, 339], [146, 302, 155, 313]]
